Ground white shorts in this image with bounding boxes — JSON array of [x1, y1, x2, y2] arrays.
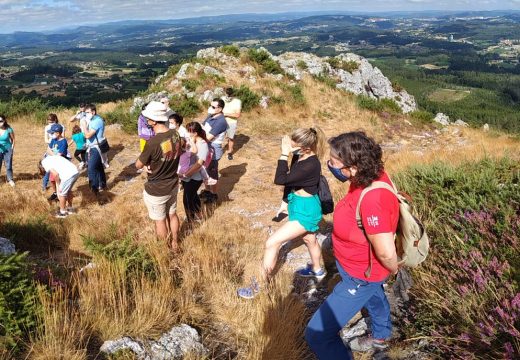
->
[[143, 185, 179, 220], [226, 118, 238, 139], [58, 174, 79, 197]]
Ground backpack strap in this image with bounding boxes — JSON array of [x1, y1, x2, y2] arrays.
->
[[355, 180, 398, 278]]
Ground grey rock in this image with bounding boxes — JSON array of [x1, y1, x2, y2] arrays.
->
[[0, 237, 15, 256], [203, 66, 221, 76], [434, 113, 450, 126], [100, 324, 207, 360], [259, 96, 269, 109], [213, 87, 225, 98], [200, 89, 214, 103], [340, 318, 368, 341], [175, 63, 191, 79], [453, 119, 469, 127], [196, 47, 239, 65]]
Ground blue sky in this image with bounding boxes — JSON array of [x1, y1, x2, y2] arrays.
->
[[0, 0, 519, 33]]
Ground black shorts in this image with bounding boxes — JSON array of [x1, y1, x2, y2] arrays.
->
[[206, 159, 219, 180]]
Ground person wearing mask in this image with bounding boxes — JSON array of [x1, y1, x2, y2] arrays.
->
[[82, 104, 107, 200], [46, 123, 69, 201], [0, 115, 15, 187], [168, 113, 188, 140], [43, 113, 65, 191], [200, 98, 227, 204], [68, 103, 88, 130], [305, 132, 399, 358], [222, 87, 242, 160], [237, 127, 326, 299], [136, 101, 181, 252]]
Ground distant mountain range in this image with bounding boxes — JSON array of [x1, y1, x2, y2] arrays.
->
[[1, 10, 519, 49]]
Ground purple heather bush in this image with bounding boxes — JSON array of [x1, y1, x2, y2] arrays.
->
[[395, 158, 520, 358]]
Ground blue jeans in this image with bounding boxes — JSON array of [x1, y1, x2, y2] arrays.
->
[[87, 147, 106, 192], [0, 148, 13, 182], [305, 261, 392, 359], [42, 171, 50, 190]]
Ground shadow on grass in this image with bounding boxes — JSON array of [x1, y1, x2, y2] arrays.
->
[[0, 215, 71, 254]]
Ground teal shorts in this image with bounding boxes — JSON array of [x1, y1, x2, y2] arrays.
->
[[288, 192, 322, 232]]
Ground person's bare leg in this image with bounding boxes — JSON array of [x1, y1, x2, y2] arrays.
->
[[66, 192, 74, 208], [168, 212, 180, 252], [228, 138, 234, 155], [155, 219, 169, 240], [58, 195, 67, 213], [262, 220, 308, 280], [302, 233, 322, 272]]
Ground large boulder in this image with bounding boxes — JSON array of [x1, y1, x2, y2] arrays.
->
[[0, 237, 15, 256], [100, 324, 207, 360], [434, 113, 451, 126]]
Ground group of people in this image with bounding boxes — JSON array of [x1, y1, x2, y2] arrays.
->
[[38, 104, 109, 217], [1, 85, 399, 357]]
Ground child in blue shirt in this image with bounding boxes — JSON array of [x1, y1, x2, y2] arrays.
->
[[70, 125, 86, 169], [45, 123, 69, 201]]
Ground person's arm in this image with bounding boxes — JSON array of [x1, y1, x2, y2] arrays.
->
[[189, 138, 198, 154], [135, 142, 151, 171], [9, 129, 14, 150], [69, 111, 80, 123], [183, 159, 203, 178], [361, 189, 399, 274], [206, 133, 215, 141], [206, 116, 227, 142], [368, 233, 398, 274], [84, 128, 96, 139]]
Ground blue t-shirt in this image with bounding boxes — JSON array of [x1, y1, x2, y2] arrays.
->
[[87, 115, 105, 146], [202, 113, 227, 146], [72, 133, 86, 150], [0, 127, 13, 153], [49, 137, 68, 157]]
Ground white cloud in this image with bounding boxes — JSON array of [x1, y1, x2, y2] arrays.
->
[[0, 0, 519, 33]]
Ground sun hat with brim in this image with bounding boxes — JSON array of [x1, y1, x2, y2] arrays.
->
[[142, 101, 169, 122], [47, 123, 63, 133]]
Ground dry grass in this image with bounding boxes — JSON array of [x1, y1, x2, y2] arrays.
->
[[1, 72, 519, 359]]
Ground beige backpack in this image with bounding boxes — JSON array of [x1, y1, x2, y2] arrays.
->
[[355, 180, 429, 278]]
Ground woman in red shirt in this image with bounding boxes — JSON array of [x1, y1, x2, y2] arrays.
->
[[305, 131, 399, 359]]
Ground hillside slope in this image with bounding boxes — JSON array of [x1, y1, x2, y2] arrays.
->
[[1, 47, 519, 359]]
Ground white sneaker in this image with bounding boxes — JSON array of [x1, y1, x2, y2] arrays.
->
[[78, 162, 85, 170], [104, 163, 110, 169], [8, 180, 15, 187]]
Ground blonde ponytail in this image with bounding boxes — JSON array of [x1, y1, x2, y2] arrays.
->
[[290, 126, 326, 160]]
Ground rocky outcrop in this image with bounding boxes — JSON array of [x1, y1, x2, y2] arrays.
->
[[274, 51, 416, 113], [0, 237, 15, 256], [434, 113, 451, 126], [100, 324, 207, 360]]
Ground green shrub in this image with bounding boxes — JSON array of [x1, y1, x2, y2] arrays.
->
[[0, 98, 50, 123], [104, 104, 140, 134], [220, 45, 240, 58], [394, 158, 520, 358], [326, 58, 359, 73], [314, 74, 337, 89], [380, 98, 402, 114], [392, 81, 404, 93], [171, 96, 201, 119], [0, 252, 40, 354], [181, 79, 201, 92], [356, 95, 383, 112], [287, 84, 305, 106], [247, 48, 284, 75], [233, 85, 261, 112], [83, 231, 158, 280], [296, 60, 308, 70], [410, 110, 434, 124]]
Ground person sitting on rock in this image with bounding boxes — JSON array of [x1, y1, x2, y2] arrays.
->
[[237, 127, 327, 299]]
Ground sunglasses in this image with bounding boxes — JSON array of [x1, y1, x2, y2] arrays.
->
[[210, 105, 220, 109]]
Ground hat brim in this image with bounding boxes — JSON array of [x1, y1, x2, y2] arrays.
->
[[141, 109, 168, 122]]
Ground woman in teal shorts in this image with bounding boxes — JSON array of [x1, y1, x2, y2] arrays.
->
[[238, 127, 326, 299]]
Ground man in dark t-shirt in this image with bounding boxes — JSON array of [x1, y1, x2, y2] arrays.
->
[[136, 101, 181, 252]]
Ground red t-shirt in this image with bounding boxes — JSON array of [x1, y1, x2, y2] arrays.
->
[[332, 172, 399, 282]]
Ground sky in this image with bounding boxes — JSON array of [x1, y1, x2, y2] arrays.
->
[[0, 0, 519, 33]]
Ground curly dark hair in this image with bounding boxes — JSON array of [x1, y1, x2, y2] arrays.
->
[[328, 131, 384, 188]]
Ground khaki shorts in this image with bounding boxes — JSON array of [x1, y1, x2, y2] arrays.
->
[[226, 118, 238, 139], [143, 185, 179, 220]]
